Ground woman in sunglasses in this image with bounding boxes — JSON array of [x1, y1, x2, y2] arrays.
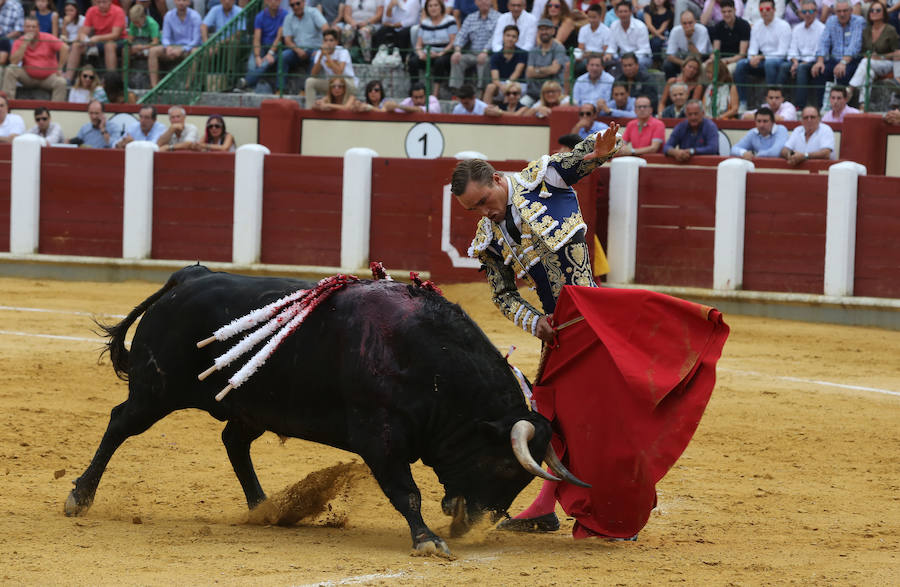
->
[[312, 75, 359, 110], [353, 79, 387, 112], [846, 0, 898, 108], [540, 0, 579, 49], [197, 114, 235, 152], [67, 65, 106, 104]]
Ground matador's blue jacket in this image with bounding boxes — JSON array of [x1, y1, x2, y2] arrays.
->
[[468, 133, 621, 336]]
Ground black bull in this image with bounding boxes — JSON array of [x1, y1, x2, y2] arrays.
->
[[66, 265, 577, 556]]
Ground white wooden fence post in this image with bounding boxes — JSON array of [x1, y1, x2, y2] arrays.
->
[[607, 156, 645, 284], [9, 134, 45, 254], [824, 161, 867, 297], [232, 144, 270, 265], [713, 158, 754, 290], [122, 141, 158, 259], [340, 147, 378, 271]]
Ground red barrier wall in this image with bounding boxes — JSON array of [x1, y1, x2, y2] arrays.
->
[[370, 157, 450, 271], [0, 145, 10, 253], [743, 173, 828, 293], [261, 154, 342, 267], [585, 168, 610, 257], [39, 148, 124, 256], [427, 159, 531, 283], [151, 152, 234, 262], [855, 176, 900, 298], [635, 166, 717, 288]]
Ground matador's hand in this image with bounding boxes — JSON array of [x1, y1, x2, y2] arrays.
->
[[535, 316, 556, 343], [584, 122, 620, 162]]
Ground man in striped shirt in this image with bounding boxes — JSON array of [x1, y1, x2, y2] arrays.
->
[[808, 0, 864, 109], [450, 0, 500, 91]]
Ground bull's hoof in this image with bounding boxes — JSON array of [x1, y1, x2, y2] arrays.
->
[[411, 537, 454, 560], [64, 490, 92, 517], [448, 496, 471, 538], [496, 512, 560, 533]]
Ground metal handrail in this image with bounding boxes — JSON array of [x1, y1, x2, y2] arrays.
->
[[139, 0, 263, 105]]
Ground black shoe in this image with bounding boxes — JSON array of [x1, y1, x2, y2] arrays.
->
[[496, 513, 560, 533]]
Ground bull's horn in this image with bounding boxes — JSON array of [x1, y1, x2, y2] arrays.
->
[[544, 446, 591, 488], [510, 421, 561, 482]]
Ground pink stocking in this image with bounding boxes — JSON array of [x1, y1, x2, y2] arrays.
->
[[514, 479, 559, 519]]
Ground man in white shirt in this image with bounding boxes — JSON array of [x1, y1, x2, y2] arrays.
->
[[491, 0, 537, 52], [452, 83, 490, 114], [372, 0, 420, 56], [576, 4, 609, 69], [741, 85, 797, 120], [664, 9, 712, 80], [780, 105, 835, 164], [742, 0, 785, 25], [733, 0, 791, 107], [605, 1, 652, 72], [305, 29, 358, 107], [778, 0, 823, 109]]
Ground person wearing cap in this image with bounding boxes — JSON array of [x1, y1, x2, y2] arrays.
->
[[524, 17, 567, 104]]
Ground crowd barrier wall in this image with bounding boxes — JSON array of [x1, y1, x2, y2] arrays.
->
[[12, 98, 900, 176], [39, 147, 124, 257], [0, 144, 10, 253], [152, 152, 236, 262], [4, 135, 900, 305]]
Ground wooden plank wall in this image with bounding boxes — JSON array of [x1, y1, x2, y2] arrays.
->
[[0, 145, 10, 253], [39, 148, 124, 256], [635, 167, 717, 288], [370, 157, 453, 272], [152, 152, 235, 262], [855, 176, 900, 298], [261, 154, 342, 267], [743, 172, 828, 293]]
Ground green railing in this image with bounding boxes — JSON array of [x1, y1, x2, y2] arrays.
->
[[139, 0, 263, 105]]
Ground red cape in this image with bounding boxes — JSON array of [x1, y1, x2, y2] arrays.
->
[[532, 286, 729, 539]]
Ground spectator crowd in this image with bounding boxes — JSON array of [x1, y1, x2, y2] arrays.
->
[[0, 0, 898, 156]]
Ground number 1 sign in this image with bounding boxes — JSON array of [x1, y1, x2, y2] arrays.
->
[[404, 122, 445, 159]]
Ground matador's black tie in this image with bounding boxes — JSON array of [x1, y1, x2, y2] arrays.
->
[[505, 204, 521, 244]]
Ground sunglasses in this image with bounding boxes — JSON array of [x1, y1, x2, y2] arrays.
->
[[35, 116, 49, 121], [289, 1, 302, 5], [82, 74, 95, 79], [800, 8, 815, 13], [759, 6, 773, 11], [207, 123, 223, 128], [506, 90, 521, 95], [369, 87, 383, 92], [870, 6, 883, 12], [578, 111, 594, 117]]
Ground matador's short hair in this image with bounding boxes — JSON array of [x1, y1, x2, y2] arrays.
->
[[451, 159, 496, 196]]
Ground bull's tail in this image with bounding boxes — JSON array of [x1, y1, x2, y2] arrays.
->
[[96, 266, 200, 380]]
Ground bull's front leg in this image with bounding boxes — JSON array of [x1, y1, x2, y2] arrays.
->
[[365, 458, 453, 559]]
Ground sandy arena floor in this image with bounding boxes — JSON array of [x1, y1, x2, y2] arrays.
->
[[0, 273, 898, 585]]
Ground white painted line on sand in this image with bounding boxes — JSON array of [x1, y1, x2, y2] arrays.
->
[[0, 305, 125, 319], [719, 367, 900, 398], [0, 330, 102, 344], [295, 571, 409, 586]]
